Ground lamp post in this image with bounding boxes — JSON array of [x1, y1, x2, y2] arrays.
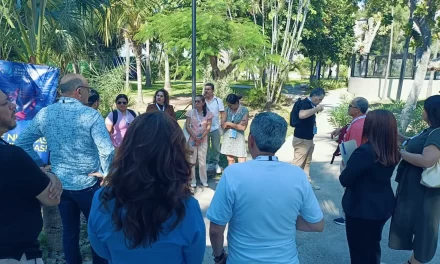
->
[[191, 0, 196, 108]]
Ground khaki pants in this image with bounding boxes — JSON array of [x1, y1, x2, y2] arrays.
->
[[190, 140, 208, 185], [0, 254, 44, 264], [292, 137, 315, 182]]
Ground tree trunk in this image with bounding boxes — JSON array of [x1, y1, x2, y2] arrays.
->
[[42, 205, 63, 252], [427, 40, 439, 97], [400, 47, 431, 131], [133, 43, 144, 104], [174, 58, 179, 81], [124, 36, 130, 90], [145, 40, 152, 88], [336, 63, 340, 79], [164, 52, 172, 90], [73, 62, 79, 74]]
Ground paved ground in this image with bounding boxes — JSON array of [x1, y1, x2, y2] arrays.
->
[[194, 89, 440, 264]]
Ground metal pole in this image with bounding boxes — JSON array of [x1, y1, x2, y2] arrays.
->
[[191, 0, 196, 109]]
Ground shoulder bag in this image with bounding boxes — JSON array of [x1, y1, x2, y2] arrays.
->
[[420, 128, 440, 188]]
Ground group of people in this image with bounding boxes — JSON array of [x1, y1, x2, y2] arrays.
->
[[0, 72, 440, 264]]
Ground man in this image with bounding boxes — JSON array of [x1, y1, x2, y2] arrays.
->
[[331, 97, 369, 226], [16, 74, 114, 264], [204, 83, 225, 174], [292, 87, 325, 190], [207, 112, 324, 264], [88, 89, 100, 110], [0, 89, 62, 264]]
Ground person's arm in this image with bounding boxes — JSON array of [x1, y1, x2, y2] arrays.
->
[[299, 105, 323, 119], [226, 109, 249, 131], [218, 99, 225, 123], [339, 146, 371, 187], [206, 171, 234, 258], [221, 109, 228, 129], [15, 114, 46, 167], [183, 200, 206, 264], [169, 105, 177, 120], [202, 118, 212, 139], [90, 114, 115, 176], [297, 176, 324, 232], [104, 113, 114, 135], [36, 173, 61, 207], [401, 146, 440, 168], [186, 115, 197, 139], [398, 132, 409, 145]]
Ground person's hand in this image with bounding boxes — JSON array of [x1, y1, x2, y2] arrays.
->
[[316, 105, 324, 112], [89, 172, 104, 178], [214, 252, 228, 264], [195, 138, 202, 146], [331, 128, 342, 139], [46, 172, 63, 199]]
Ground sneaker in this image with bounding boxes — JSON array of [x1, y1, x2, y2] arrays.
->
[[311, 183, 321, 190], [216, 164, 222, 174], [334, 217, 346, 226], [190, 183, 196, 188], [202, 182, 209, 187]]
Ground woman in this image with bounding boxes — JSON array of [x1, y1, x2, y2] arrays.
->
[[221, 94, 249, 165], [146, 89, 176, 120], [389, 95, 440, 264], [186, 95, 213, 188], [88, 89, 100, 110], [105, 94, 137, 148], [88, 112, 206, 263], [339, 109, 400, 264]]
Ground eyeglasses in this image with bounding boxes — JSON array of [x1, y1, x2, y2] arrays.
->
[[195, 100, 202, 103], [117, 101, 127, 105], [77, 86, 92, 93], [348, 104, 358, 109]]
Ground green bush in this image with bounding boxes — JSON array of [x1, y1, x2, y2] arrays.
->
[[88, 66, 133, 117], [246, 87, 267, 108], [328, 94, 353, 128], [310, 79, 347, 90]]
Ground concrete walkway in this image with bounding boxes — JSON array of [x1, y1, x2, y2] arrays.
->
[[194, 88, 440, 263]]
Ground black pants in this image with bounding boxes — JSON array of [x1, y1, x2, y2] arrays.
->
[[345, 216, 387, 264]]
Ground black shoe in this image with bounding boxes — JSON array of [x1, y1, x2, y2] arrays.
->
[[333, 217, 345, 226]]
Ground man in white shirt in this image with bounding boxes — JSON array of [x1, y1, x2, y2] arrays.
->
[[207, 112, 324, 264], [204, 83, 225, 174]]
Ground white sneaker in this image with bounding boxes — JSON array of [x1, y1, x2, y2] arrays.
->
[[202, 182, 209, 187], [190, 183, 196, 188], [216, 164, 222, 174]]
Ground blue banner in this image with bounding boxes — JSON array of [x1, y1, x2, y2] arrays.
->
[[0, 60, 59, 163]]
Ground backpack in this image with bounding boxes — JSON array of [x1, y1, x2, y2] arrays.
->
[[112, 109, 137, 125], [290, 98, 303, 127]]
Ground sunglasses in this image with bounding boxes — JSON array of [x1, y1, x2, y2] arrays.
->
[[348, 104, 358, 109], [117, 101, 127, 105], [195, 100, 202, 103]]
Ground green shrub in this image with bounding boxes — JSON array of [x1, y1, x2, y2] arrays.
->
[[246, 87, 267, 108], [88, 66, 133, 117], [328, 94, 353, 128], [310, 79, 347, 90]]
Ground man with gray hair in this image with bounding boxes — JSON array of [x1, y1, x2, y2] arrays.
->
[[208, 112, 324, 264], [16, 74, 113, 264], [331, 97, 369, 226]]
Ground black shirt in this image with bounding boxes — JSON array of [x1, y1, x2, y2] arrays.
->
[[339, 142, 396, 220], [293, 99, 316, 140], [0, 142, 50, 260]]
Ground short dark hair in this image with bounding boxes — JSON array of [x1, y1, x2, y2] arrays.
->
[[354, 97, 369, 114], [88, 89, 100, 106], [362, 109, 400, 166], [424, 95, 440, 128], [100, 112, 192, 249], [205, 83, 215, 90], [310, 87, 325, 97], [153, 89, 170, 105], [250, 112, 287, 153], [226, 93, 242, 104], [115, 94, 128, 103]]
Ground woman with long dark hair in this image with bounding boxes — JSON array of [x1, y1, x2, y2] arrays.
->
[[146, 89, 176, 120], [185, 95, 213, 188], [221, 94, 249, 165], [88, 112, 206, 263], [389, 95, 440, 264], [339, 109, 400, 264]]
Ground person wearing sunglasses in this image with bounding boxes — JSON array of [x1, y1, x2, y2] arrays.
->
[[146, 89, 177, 120], [105, 94, 137, 148]]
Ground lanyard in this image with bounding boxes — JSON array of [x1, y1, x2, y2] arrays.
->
[[231, 106, 241, 123], [307, 97, 316, 108], [401, 130, 425, 148], [254, 156, 279, 162], [156, 103, 165, 112], [195, 110, 202, 127], [119, 110, 130, 125], [344, 115, 366, 141]]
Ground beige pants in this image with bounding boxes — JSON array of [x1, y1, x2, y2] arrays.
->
[[0, 254, 44, 264], [190, 140, 208, 185], [292, 137, 315, 182]]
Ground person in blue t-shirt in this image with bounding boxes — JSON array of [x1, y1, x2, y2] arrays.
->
[[207, 112, 324, 264], [88, 111, 206, 264]]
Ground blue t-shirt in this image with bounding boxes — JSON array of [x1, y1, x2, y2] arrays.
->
[[207, 157, 323, 264], [88, 188, 206, 264]]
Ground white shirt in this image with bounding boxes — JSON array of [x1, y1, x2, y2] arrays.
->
[[207, 157, 323, 264], [206, 96, 224, 132]]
